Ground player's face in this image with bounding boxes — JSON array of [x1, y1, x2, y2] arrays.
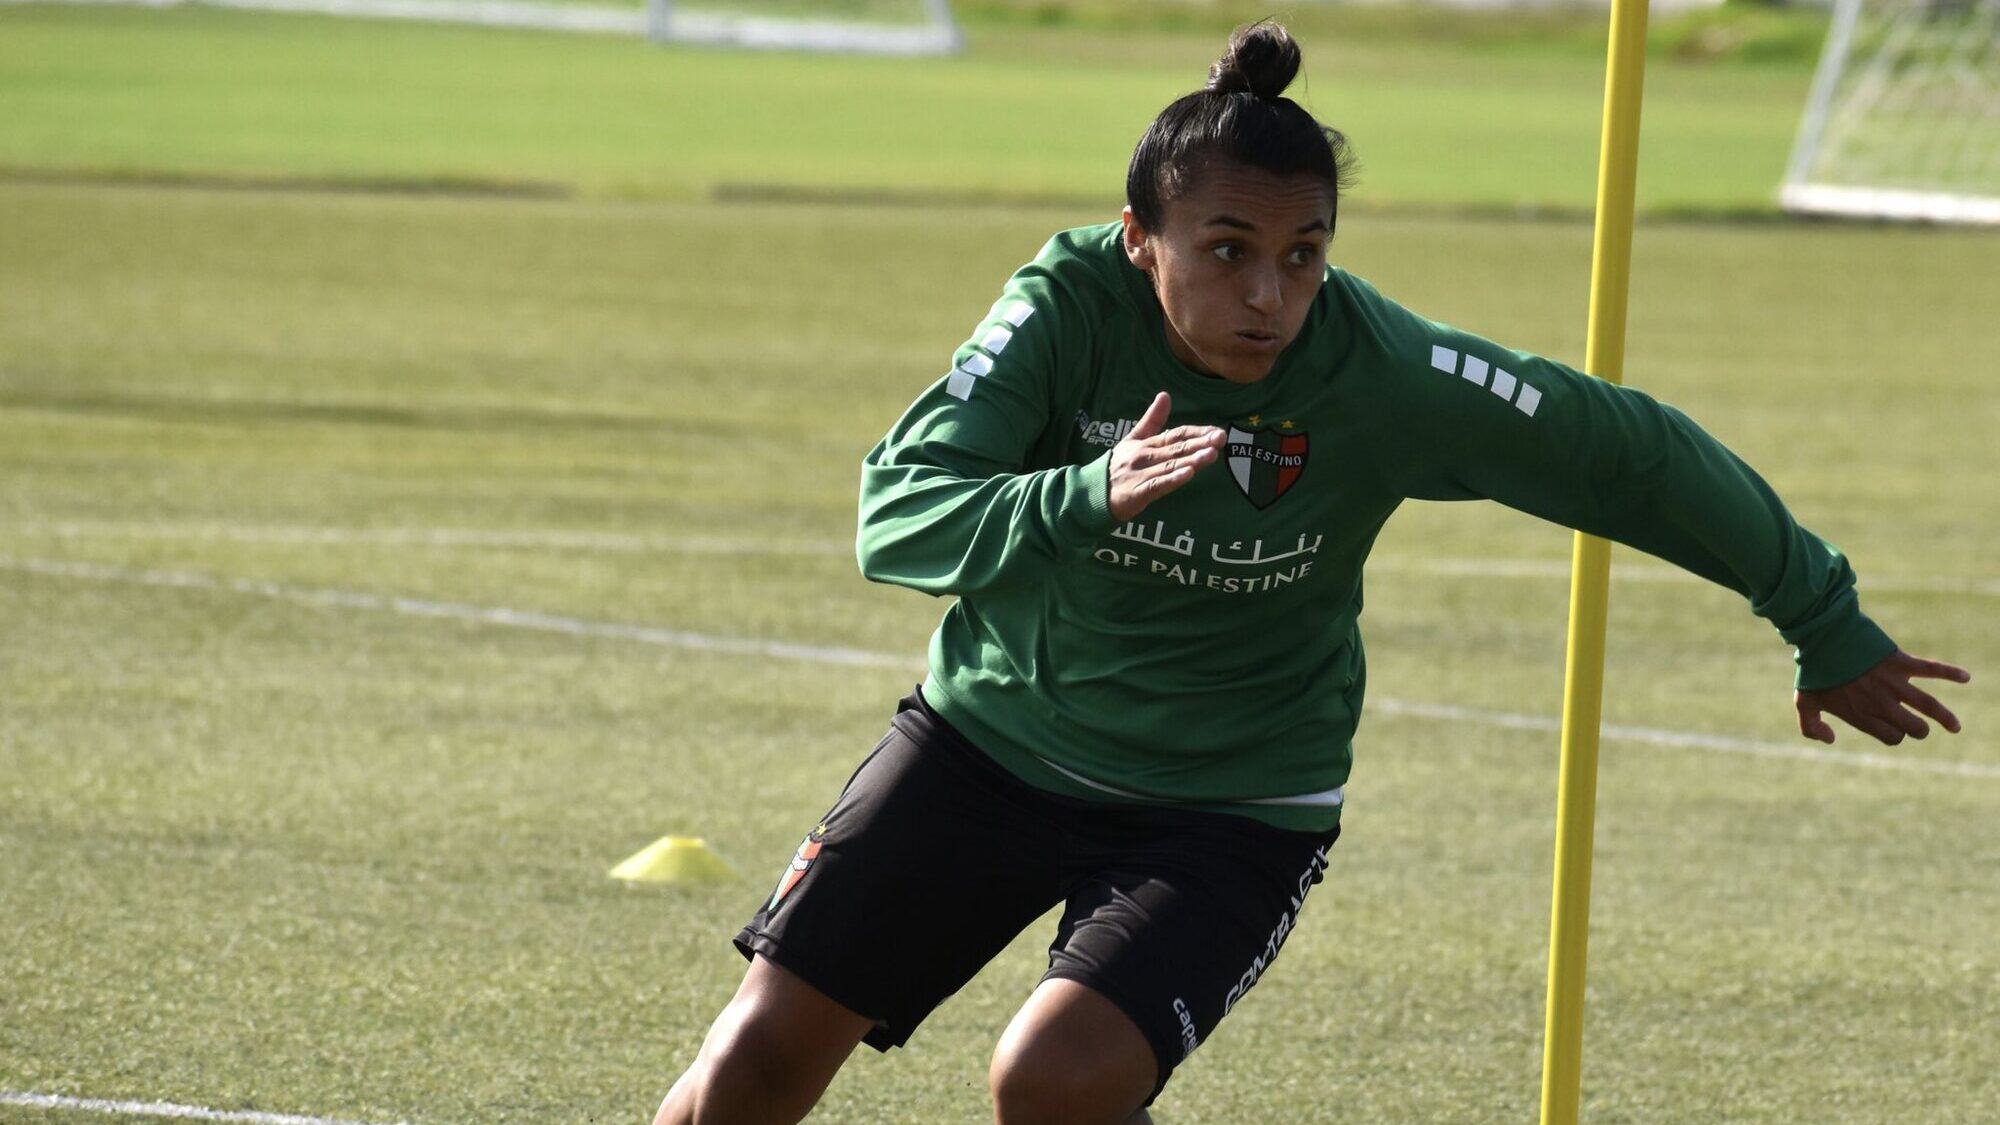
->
[[1122, 163, 1334, 385]]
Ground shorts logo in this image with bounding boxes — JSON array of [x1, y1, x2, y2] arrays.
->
[[1222, 844, 1329, 1016], [1225, 422, 1308, 509], [767, 824, 827, 911], [1172, 997, 1201, 1059]]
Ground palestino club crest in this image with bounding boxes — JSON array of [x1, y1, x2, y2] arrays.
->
[[767, 824, 826, 911], [1225, 420, 1308, 509]]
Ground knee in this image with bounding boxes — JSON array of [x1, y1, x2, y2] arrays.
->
[[657, 956, 874, 1125], [989, 981, 1161, 1125], [990, 1041, 1131, 1125], [989, 1048, 1069, 1125], [696, 1005, 824, 1104], [661, 1003, 830, 1125]]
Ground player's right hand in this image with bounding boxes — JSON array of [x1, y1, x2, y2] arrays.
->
[[1107, 391, 1225, 522]]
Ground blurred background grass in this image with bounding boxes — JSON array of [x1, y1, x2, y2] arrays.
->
[[4, 1, 1829, 213]]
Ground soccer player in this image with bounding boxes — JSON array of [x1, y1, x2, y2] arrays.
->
[[653, 21, 1969, 1125]]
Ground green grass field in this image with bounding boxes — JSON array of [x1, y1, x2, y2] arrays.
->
[[2, 5, 1998, 1125], [3, 3, 1822, 214]]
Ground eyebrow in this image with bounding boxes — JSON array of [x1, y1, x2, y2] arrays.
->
[[1202, 214, 1331, 235]]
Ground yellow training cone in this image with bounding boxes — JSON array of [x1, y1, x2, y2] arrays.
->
[[609, 836, 738, 885]]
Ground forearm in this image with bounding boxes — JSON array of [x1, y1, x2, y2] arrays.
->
[[1561, 430, 1898, 690]]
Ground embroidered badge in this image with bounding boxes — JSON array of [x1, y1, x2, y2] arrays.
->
[[1225, 422, 1308, 509]]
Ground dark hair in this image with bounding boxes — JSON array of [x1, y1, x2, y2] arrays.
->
[[1125, 21, 1357, 232]]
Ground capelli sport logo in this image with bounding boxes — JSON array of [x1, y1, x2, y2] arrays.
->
[[767, 824, 827, 911], [1226, 419, 1308, 509], [1075, 409, 1139, 448]]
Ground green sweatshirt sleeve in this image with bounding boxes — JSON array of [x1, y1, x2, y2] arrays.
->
[[1352, 287, 1894, 691], [856, 257, 1116, 598]]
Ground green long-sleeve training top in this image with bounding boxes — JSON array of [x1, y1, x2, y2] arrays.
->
[[857, 222, 1895, 831]]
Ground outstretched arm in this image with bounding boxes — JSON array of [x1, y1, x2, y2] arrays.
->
[[1348, 290, 1970, 747], [1797, 651, 1970, 745]]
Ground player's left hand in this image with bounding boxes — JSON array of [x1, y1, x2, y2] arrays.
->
[[1795, 650, 1971, 745]]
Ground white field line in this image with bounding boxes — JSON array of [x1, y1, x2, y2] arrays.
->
[[6, 555, 1994, 781], [1370, 699, 2000, 780], [0, 1090, 416, 1125], [1375, 556, 2000, 598], [1, 557, 906, 669], [8, 521, 850, 556], [9, 521, 1997, 598]]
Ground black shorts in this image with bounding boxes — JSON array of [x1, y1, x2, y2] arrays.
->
[[733, 689, 1339, 1101]]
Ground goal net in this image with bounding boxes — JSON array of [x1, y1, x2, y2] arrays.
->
[[647, 0, 963, 55], [1781, 0, 2000, 224]]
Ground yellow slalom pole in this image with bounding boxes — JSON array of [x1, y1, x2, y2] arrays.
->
[[1538, 0, 1651, 1123]]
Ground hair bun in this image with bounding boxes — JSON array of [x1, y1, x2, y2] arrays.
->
[[1206, 21, 1302, 100]]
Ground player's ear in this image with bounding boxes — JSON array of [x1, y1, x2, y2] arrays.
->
[[1122, 206, 1157, 272]]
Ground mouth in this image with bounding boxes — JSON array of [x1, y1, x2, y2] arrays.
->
[[1235, 330, 1282, 352]]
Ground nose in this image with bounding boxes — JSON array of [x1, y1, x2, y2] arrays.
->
[[1245, 264, 1282, 316]]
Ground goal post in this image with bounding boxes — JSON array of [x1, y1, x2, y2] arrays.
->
[[1781, 0, 2000, 224], [647, 0, 964, 55]]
